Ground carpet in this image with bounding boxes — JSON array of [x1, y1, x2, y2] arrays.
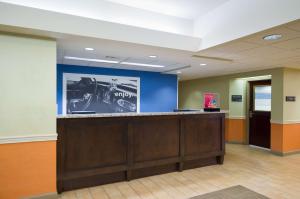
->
[[190, 185, 269, 199]]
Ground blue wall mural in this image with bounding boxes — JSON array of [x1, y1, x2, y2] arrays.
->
[[57, 64, 178, 114]]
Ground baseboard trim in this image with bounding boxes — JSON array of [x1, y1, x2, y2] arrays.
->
[[271, 150, 300, 156], [226, 141, 246, 145], [22, 192, 58, 199], [0, 134, 57, 144]]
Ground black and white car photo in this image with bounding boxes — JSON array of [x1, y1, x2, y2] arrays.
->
[[63, 73, 140, 114]]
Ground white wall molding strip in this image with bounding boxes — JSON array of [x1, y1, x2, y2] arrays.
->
[[270, 120, 300, 125], [0, 134, 57, 144], [226, 116, 246, 119]]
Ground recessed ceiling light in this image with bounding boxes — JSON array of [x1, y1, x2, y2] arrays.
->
[[120, 61, 165, 68], [64, 56, 119, 64], [200, 63, 207, 66], [149, 55, 157, 58], [177, 71, 182, 74], [263, 34, 282, 41], [85, 47, 94, 51]]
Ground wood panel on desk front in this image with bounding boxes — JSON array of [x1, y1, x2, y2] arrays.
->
[[57, 113, 225, 193]]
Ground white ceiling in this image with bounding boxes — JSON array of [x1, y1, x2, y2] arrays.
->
[[57, 36, 191, 73], [0, 1, 299, 81], [1, 0, 299, 51], [0, 0, 194, 36], [56, 19, 300, 80], [104, 0, 229, 19], [0, 0, 229, 20]]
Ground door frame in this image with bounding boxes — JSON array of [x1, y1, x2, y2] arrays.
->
[[244, 78, 272, 146], [247, 79, 272, 148]]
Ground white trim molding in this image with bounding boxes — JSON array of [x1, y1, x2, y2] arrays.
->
[[226, 116, 246, 119], [0, 134, 57, 144], [270, 120, 300, 124]]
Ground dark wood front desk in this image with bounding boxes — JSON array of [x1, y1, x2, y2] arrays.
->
[[57, 112, 225, 193]]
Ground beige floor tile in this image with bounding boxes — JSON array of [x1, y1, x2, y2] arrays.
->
[[58, 144, 300, 199]]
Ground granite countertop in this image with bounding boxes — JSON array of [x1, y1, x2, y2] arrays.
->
[[57, 110, 228, 119]]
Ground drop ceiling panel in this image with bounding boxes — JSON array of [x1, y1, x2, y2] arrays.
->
[[152, 60, 185, 68], [285, 20, 300, 32], [243, 27, 300, 45], [271, 37, 300, 50], [277, 56, 300, 65], [194, 48, 241, 60], [282, 61, 300, 68], [212, 41, 260, 53], [62, 59, 89, 66], [124, 57, 158, 64], [237, 46, 287, 58], [86, 61, 116, 68], [165, 62, 189, 70]]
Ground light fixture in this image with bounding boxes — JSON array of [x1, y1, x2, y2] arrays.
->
[[149, 55, 157, 58], [64, 56, 119, 64], [85, 47, 94, 51], [120, 61, 165, 68], [177, 71, 182, 74], [263, 34, 282, 41], [200, 63, 207, 66]]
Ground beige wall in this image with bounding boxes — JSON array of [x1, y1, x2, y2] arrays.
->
[[283, 68, 300, 123], [0, 33, 56, 137], [269, 68, 284, 123], [179, 76, 230, 110], [179, 68, 284, 122], [229, 79, 247, 118]]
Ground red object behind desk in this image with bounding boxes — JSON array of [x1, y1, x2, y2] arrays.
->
[[204, 93, 219, 108]]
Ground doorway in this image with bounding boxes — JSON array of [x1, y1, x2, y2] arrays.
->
[[249, 80, 271, 149]]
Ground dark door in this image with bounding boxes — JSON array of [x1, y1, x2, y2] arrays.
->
[[249, 80, 271, 148]]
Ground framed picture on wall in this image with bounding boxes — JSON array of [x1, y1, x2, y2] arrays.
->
[[62, 73, 140, 114]]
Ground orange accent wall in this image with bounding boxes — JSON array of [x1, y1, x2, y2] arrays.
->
[[225, 118, 246, 143], [271, 123, 284, 152], [271, 123, 300, 153], [0, 141, 56, 199], [282, 124, 300, 152]]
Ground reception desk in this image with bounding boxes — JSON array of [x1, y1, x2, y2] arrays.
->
[[57, 111, 226, 192]]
